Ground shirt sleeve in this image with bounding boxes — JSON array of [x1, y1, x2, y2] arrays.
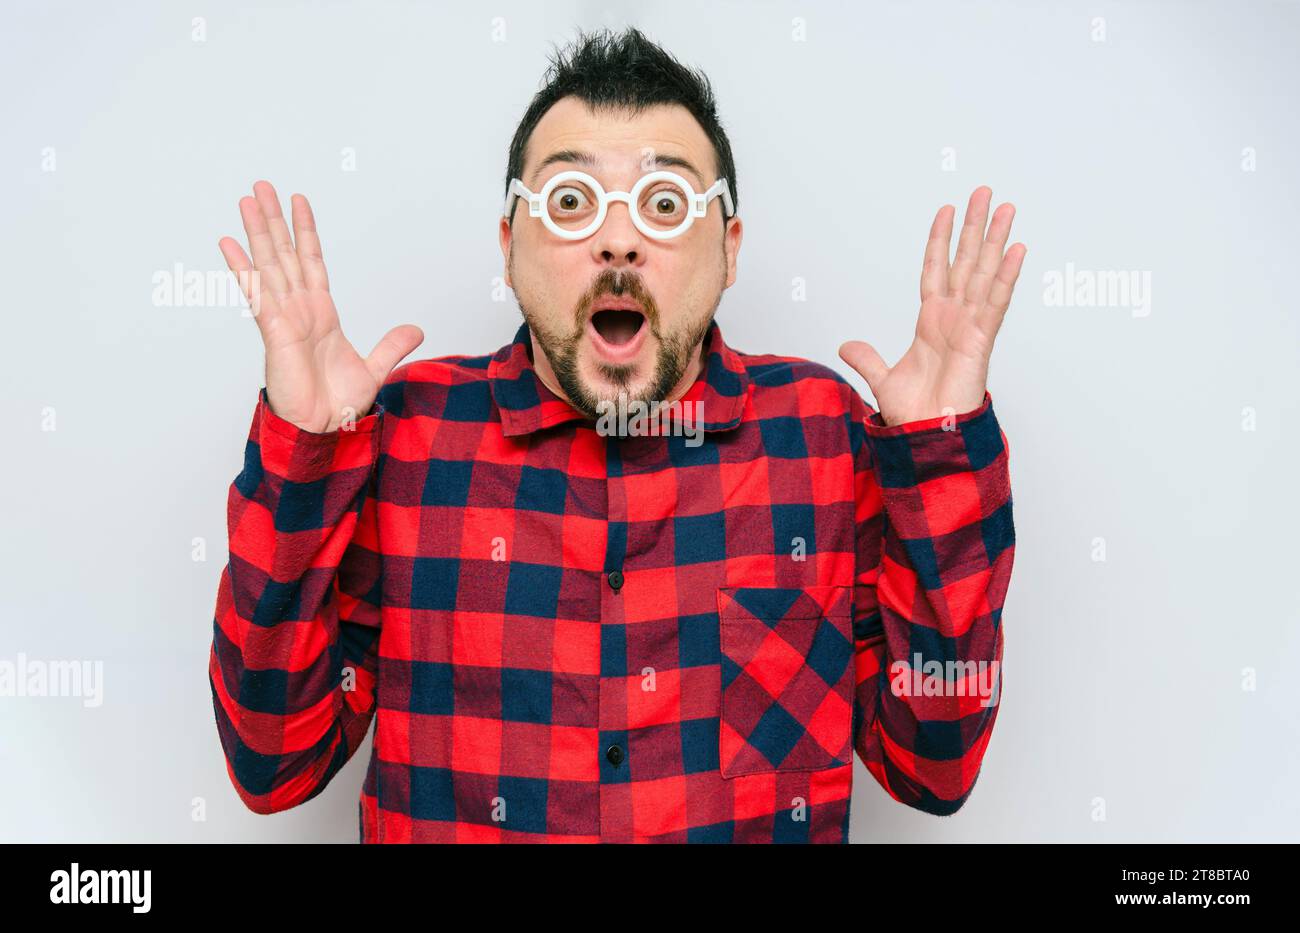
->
[[847, 387, 1014, 815], [208, 387, 386, 814]]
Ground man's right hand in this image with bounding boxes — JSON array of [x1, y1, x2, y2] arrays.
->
[[218, 180, 424, 433]]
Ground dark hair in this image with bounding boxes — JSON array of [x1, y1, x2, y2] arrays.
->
[[503, 27, 737, 229]]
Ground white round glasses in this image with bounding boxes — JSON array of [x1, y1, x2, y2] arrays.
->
[[502, 170, 735, 241]]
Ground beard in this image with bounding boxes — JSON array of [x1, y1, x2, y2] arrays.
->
[[516, 264, 720, 421]]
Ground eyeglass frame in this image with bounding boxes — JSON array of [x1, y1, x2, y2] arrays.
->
[[502, 169, 735, 241]]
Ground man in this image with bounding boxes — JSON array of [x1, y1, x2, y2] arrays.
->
[[210, 27, 1023, 843]]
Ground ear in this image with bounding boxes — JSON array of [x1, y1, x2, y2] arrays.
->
[[499, 215, 514, 288], [723, 215, 743, 289]]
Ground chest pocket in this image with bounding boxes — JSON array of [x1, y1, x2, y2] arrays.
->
[[716, 584, 854, 778]]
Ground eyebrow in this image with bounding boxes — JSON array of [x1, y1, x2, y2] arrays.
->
[[529, 149, 708, 189]]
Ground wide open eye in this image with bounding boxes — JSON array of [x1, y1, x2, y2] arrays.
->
[[639, 183, 688, 229], [547, 182, 597, 229]]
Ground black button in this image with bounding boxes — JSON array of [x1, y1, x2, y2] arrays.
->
[[606, 744, 624, 767], [607, 570, 624, 591]]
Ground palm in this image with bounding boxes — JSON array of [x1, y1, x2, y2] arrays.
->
[[256, 287, 384, 434], [840, 186, 1026, 426], [218, 180, 423, 433]]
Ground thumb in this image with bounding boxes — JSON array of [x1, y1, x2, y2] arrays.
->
[[838, 340, 889, 395], [365, 324, 425, 384]]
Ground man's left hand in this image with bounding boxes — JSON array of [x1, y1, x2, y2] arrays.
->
[[839, 186, 1026, 426]]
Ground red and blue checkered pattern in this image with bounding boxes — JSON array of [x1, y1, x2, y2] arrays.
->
[[208, 318, 1014, 842]]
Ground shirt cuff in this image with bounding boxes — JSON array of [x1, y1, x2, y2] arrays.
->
[[254, 387, 384, 479], [863, 390, 993, 437], [860, 391, 1008, 493], [256, 387, 383, 439]]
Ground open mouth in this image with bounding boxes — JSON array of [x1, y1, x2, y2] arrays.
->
[[590, 307, 646, 347]]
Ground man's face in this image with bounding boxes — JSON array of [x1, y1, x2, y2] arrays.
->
[[499, 97, 742, 419]]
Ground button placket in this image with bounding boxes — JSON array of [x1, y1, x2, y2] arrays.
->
[[597, 435, 633, 840]]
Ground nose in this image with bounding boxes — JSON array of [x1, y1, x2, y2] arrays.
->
[[589, 197, 645, 267]]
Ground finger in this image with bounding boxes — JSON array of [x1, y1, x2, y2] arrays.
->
[[290, 193, 330, 292], [217, 236, 274, 321], [217, 235, 251, 284], [364, 324, 426, 386], [963, 202, 1016, 311], [252, 180, 304, 289], [948, 186, 992, 298], [975, 243, 1027, 338], [921, 205, 955, 301], [237, 195, 290, 298], [837, 340, 890, 397]]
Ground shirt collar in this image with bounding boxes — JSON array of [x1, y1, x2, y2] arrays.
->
[[488, 318, 751, 438]]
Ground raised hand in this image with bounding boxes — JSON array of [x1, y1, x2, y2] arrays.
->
[[218, 180, 424, 433], [838, 186, 1025, 426]]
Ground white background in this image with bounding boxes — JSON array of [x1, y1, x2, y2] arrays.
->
[[1, 0, 1296, 842]]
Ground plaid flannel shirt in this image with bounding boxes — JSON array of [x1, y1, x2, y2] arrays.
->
[[209, 319, 1014, 843]]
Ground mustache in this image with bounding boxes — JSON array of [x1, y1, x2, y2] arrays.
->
[[577, 269, 657, 329]]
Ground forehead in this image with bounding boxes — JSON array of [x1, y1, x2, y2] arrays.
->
[[523, 96, 716, 186]]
